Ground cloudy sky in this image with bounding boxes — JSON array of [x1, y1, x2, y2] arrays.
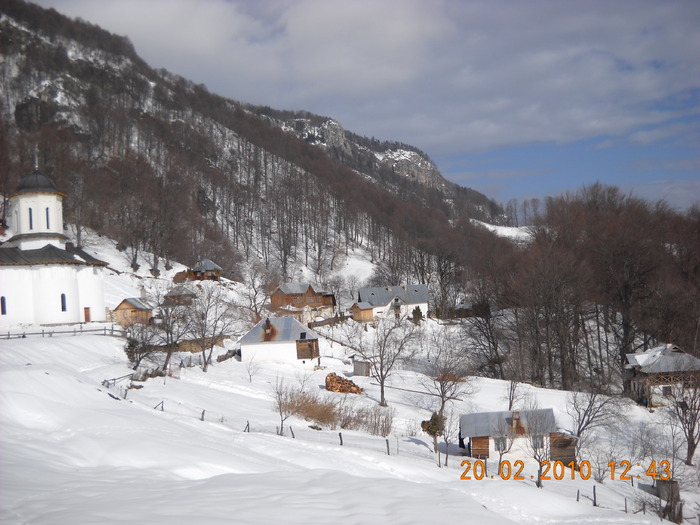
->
[[34, 0, 700, 209]]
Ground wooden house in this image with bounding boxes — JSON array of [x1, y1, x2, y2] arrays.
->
[[459, 409, 576, 463], [624, 344, 700, 406], [238, 317, 321, 366], [355, 284, 430, 321], [192, 259, 222, 281], [349, 302, 374, 322], [164, 284, 196, 306], [112, 298, 152, 327], [270, 283, 336, 323]]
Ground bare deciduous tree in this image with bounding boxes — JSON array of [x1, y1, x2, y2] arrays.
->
[[124, 321, 159, 370], [421, 329, 472, 417], [272, 377, 296, 436], [188, 283, 237, 372], [667, 381, 700, 465], [566, 390, 625, 453], [245, 357, 261, 383], [348, 317, 420, 407]]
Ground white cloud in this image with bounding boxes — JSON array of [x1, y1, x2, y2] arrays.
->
[[30, 1, 700, 164]]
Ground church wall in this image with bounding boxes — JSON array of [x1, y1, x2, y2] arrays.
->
[[33, 266, 81, 325], [77, 266, 106, 322], [0, 267, 36, 328]]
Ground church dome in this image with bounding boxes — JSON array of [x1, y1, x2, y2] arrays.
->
[[15, 171, 59, 195]]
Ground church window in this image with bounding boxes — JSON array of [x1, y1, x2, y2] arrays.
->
[[29, 208, 33, 230], [46, 207, 50, 229], [1, 296, 6, 315], [61, 293, 67, 312]]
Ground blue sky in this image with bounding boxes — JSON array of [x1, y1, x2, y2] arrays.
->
[[35, 0, 700, 210]]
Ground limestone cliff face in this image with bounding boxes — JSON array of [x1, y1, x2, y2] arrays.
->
[[281, 117, 454, 192]]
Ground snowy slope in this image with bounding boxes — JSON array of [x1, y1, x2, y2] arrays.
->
[[1, 331, 682, 525], [1, 229, 694, 524]]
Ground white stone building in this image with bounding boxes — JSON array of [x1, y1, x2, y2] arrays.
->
[[0, 171, 107, 328]]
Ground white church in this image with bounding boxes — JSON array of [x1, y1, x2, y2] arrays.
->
[[0, 170, 107, 328]]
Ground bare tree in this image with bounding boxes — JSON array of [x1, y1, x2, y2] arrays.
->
[[188, 283, 237, 372], [243, 262, 275, 323], [124, 322, 159, 370], [523, 402, 553, 488], [667, 380, 700, 465], [502, 380, 525, 411], [349, 317, 420, 406], [272, 377, 296, 436], [566, 390, 625, 455], [150, 284, 192, 372], [421, 329, 472, 416], [442, 409, 460, 467], [493, 416, 516, 470], [245, 357, 262, 383]]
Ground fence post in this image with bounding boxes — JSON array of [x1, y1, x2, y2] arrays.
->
[[593, 486, 597, 507], [576, 489, 580, 502], [339, 432, 343, 446], [201, 410, 205, 421], [290, 427, 295, 439], [386, 438, 390, 456], [625, 498, 627, 513]]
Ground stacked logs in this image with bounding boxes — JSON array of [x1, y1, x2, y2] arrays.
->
[[325, 372, 363, 394]]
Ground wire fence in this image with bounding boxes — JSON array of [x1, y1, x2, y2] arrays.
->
[[2, 325, 126, 340]]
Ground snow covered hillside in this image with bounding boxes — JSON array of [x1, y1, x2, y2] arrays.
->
[[1, 229, 697, 524], [2, 333, 684, 525]]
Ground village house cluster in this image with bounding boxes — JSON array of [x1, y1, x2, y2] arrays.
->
[[2, 169, 698, 481]]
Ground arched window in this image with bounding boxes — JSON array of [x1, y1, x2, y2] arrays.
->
[[61, 293, 67, 312], [1, 296, 6, 315], [46, 207, 50, 229], [29, 208, 33, 230]]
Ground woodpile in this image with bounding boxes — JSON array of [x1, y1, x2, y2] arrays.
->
[[325, 372, 363, 394]]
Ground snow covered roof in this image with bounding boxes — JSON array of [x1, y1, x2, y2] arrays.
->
[[238, 317, 319, 345], [625, 344, 700, 373], [276, 282, 329, 295], [352, 302, 374, 310], [357, 284, 430, 308], [117, 298, 151, 311], [460, 409, 557, 438], [165, 284, 196, 297], [192, 259, 222, 272], [0, 243, 107, 266]]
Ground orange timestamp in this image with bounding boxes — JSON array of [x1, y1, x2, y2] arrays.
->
[[460, 459, 672, 481]]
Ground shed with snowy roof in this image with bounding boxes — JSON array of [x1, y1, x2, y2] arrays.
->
[[0, 169, 107, 327], [459, 409, 576, 463], [624, 344, 700, 406], [192, 259, 222, 281], [238, 317, 321, 366], [113, 298, 152, 327]]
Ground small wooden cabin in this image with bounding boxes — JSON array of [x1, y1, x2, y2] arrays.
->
[[350, 302, 374, 322], [112, 298, 152, 327], [271, 283, 336, 310], [459, 409, 577, 463], [192, 259, 223, 281], [164, 284, 196, 306]]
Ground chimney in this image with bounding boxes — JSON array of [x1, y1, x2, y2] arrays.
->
[[264, 318, 272, 334], [140, 285, 147, 301], [511, 411, 520, 431]]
